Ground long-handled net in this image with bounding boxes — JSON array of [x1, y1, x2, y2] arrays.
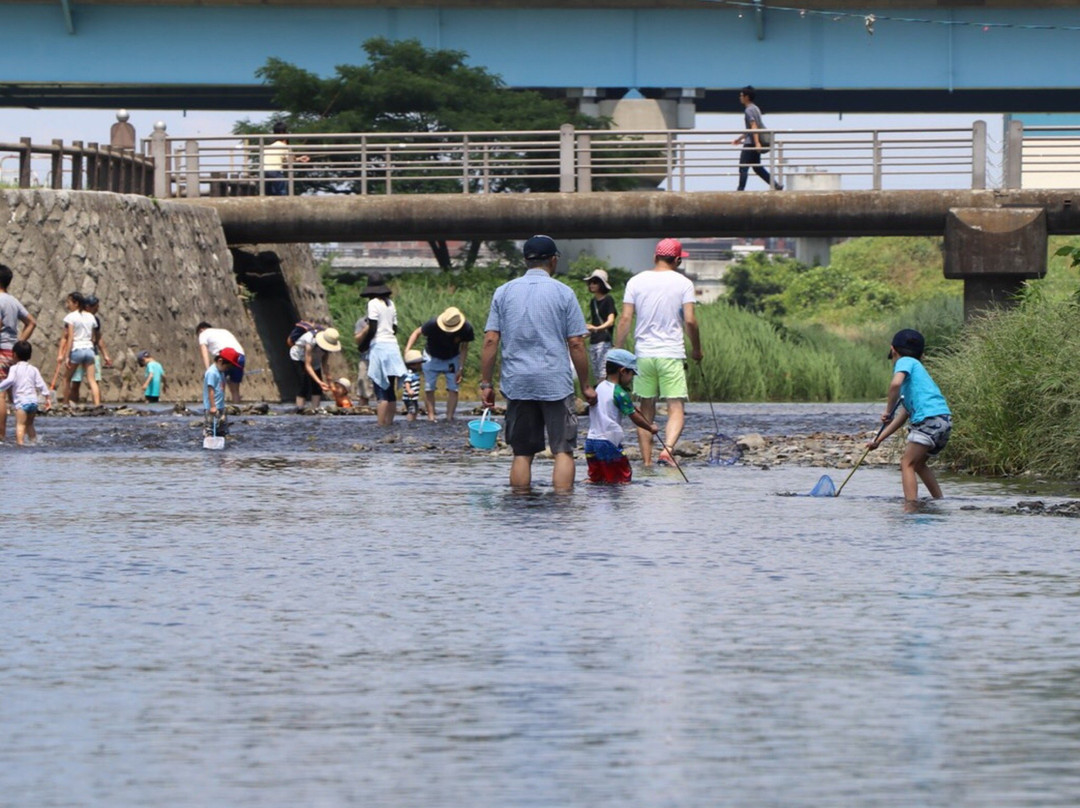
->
[[699, 367, 742, 465], [807, 397, 903, 497]]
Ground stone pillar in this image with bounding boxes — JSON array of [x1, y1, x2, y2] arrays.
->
[[944, 207, 1047, 320], [663, 88, 703, 130], [566, 87, 603, 119], [110, 109, 136, 151], [790, 173, 841, 266]]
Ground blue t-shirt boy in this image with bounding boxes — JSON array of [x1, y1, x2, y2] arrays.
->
[[144, 360, 165, 398], [203, 364, 226, 411], [893, 355, 950, 424]]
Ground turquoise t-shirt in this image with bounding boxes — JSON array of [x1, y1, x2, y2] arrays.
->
[[203, 364, 225, 410], [144, 360, 164, 397], [894, 356, 950, 424]]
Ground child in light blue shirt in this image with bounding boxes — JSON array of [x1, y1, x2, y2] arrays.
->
[[203, 350, 237, 437], [867, 329, 951, 504], [137, 350, 166, 402]]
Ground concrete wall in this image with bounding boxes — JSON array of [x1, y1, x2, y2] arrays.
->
[[0, 189, 289, 403]]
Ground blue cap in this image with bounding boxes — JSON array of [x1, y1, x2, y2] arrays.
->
[[522, 235, 559, 260], [605, 348, 638, 374]]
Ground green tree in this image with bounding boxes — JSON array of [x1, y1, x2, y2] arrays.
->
[[237, 37, 606, 270]]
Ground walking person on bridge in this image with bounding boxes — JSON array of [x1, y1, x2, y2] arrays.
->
[[614, 238, 702, 468], [479, 235, 597, 492], [732, 86, 782, 192], [264, 122, 309, 197]]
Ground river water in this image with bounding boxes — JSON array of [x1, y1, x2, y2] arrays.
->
[[4, 404, 1080, 807]]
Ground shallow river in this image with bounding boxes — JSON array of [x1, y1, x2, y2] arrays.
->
[[3, 404, 1079, 807]]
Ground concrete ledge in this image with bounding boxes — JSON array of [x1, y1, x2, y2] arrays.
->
[[191, 189, 1080, 244]]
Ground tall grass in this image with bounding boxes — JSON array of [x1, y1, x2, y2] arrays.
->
[[933, 293, 1080, 477], [692, 304, 890, 401]]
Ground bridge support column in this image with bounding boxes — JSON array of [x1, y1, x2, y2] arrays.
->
[[944, 207, 1047, 320]]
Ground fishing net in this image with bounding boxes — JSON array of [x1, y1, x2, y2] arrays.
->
[[809, 474, 837, 497], [708, 433, 742, 466]]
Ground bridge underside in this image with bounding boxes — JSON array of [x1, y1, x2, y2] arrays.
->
[[3, 84, 1077, 115], [2, 3, 1078, 113]]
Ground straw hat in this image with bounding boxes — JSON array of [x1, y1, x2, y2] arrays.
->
[[335, 377, 351, 391], [315, 327, 343, 352], [404, 349, 424, 365], [436, 306, 466, 333]]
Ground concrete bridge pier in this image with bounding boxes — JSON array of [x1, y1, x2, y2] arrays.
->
[[944, 207, 1047, 320]]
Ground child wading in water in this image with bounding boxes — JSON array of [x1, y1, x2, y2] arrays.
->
[[585, 349, 659, 483], [401, 350, 423, 422], [0, 341, 52, 445], [867, 329, 952, 504], [137, 350, 166, 403], [204, 348, 240, 438]]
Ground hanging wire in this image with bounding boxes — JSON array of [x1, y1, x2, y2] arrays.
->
[[701, 0, 1080, 33]]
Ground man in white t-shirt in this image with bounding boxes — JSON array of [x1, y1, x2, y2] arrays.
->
[[614, 238, 703, 467], [196, 322, 246, 403]]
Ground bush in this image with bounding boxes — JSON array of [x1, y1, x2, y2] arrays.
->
[[932, 294, 1080, 477]]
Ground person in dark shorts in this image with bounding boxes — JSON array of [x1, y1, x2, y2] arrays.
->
[[479, 235, 597, 491]]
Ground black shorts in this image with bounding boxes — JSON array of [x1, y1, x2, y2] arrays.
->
[[505, 395, 578, 456]]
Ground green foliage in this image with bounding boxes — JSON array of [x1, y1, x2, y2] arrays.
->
[[692, 304, 889, 401], [721, 251, 800, 318], [932, 295, 1080, 478]]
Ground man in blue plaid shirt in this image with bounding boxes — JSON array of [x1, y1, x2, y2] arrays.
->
[[480, 235, 597, 491]]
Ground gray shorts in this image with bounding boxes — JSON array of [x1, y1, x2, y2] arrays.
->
[[908, 414, 951, 455], [588, 342, 611, 384], [505, 395, 578, 456]]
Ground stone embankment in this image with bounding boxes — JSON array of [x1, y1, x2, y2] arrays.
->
[[0, 190, 335, 402]]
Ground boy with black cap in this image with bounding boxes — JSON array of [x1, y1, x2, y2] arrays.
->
[[867, 329, 952, 504]]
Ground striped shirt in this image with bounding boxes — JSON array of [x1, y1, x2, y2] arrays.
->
[[485, 269, 588, 401]]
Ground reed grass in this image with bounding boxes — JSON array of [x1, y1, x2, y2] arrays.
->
[[932, 294, 1080, 478]]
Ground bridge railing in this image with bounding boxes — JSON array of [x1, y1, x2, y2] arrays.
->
[[0, 138, 153, 193], [147, 123, 989, 198], [1008, 120, 1080, 191]]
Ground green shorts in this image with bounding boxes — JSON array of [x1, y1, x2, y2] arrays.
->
[[633, 357, 688, 400]]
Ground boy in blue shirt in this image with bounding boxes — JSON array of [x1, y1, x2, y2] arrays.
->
[[203, 348, 239, 437], [867, 329, 952, 504], [137, 350, 166, 403]]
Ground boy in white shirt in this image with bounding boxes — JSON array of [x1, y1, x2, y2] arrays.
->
[[585, 349, 658, 484], [0, 341, 51, 445]]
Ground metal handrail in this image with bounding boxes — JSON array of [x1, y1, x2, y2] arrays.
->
[[145, 124, 988, 198]]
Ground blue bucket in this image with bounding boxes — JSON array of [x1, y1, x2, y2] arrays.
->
[[468, 409, 502, 449]]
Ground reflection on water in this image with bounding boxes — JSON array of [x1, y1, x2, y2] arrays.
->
[[3, 407, 1080, 807]]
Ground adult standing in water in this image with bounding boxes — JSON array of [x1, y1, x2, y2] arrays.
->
[[402, 306, 475, 422], [196, 322, 246, 404], [479, 235, 596, 491], [615, 238, 702, 467], [353, 273, 406, 426]]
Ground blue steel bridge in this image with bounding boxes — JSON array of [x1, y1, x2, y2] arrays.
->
[[1, 1, 1079, 114]]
